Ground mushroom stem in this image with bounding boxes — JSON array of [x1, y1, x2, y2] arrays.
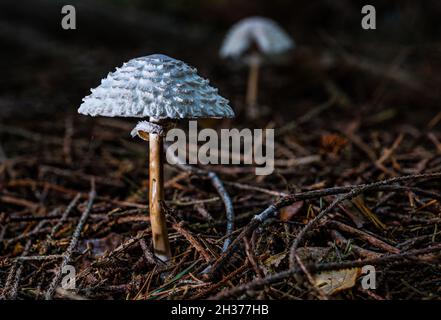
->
[[246, 58, 260, 119], [149, 132, 171, 262]]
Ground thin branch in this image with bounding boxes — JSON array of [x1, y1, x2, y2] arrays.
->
[[211, 244, 441, 300], [0, 241, 31, 300], [205, 172, 441, 280], [288, 172, 441, 269], [42, 193, 81, 252], [167, 145, 235, 253], [45, 181, 96, 300]]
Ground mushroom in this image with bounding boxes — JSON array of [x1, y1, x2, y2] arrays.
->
[[220, 16, 294, 119], [78, 54, 235, 262]]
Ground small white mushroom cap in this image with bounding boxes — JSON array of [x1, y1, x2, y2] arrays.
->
[[78, 54, 235, 120], [220, 17, 294, 59]]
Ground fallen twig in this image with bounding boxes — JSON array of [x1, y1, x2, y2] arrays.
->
[[42, 193, 81, 253], [205, 172, 441, 280], [289, 172, 441, 269], [45, 181, 96, 300], [172, 221, 212, 262], [211, 244, 441, 299], [167, 147, 235, 253], [0, 241, 31, 300]]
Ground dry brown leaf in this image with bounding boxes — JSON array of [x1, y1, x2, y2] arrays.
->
[[263, 251, 287, 268], [314, 267, 362, 295], [280, 201, 304, 221], [320, 133, 348, 156], [12, 242, 24, 255]]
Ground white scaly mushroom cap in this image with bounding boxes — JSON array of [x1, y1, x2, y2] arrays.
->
[[220, 16, 294, 59], [78, 54, 235, 120]]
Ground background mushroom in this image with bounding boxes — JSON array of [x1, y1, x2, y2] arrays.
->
[[220, 16, 294, 120], [78, 54, 235, 262]]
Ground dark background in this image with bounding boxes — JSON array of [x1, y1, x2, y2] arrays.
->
[[1, 0, 440, 123]]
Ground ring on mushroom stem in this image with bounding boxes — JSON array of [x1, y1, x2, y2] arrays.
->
[[220, 16, 295, 120], [78, 54, 235, 262]]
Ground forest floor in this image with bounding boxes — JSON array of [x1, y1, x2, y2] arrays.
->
[[1, 0, 441, 300]]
